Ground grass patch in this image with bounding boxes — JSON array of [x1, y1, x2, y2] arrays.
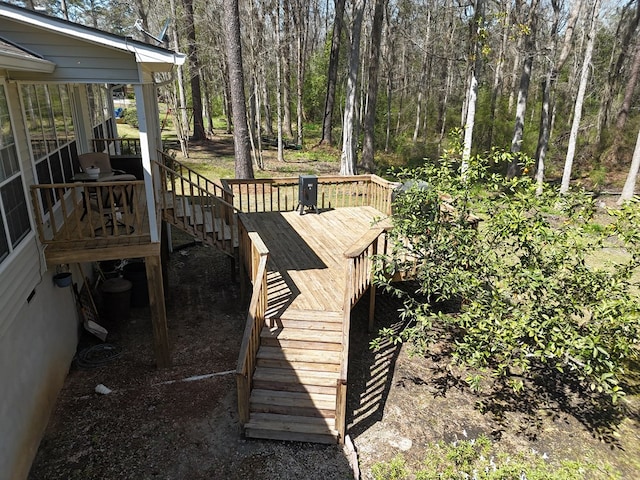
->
[[371, 436, 619, 479]]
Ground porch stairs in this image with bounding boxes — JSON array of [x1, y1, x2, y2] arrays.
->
[[245, 308, 343, 443], [154, 154, 237, 259]]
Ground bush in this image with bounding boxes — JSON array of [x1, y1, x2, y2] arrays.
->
[[121, 108, 139, 129], [374, 146, 640, 404]]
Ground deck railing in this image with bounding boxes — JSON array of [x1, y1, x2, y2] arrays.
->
[[30, 180, 147, 246], [92, 137, 142, 156], [221, 174, 397, 215], [154, 157, 237, 257], [236, 225, 270, 424], [158, 151, 232, 201], [335, 226, 390, 441]]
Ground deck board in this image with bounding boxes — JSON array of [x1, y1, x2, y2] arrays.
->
[[240, 206, 384, 315]]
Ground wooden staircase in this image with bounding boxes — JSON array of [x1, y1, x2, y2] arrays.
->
[[244, 309, 343, 443], [154, 154, 237, 258]]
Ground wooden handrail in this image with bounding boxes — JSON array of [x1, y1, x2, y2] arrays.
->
[[154, 159, 237, 257], [30, 180, 147, 245], [158, 150, 232, 200], [221, 174, 398, 214], [335, 226, 390, 441], [236, 228, 270, 424]]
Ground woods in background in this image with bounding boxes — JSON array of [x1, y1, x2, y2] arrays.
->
[[18, 0, 640, 192]]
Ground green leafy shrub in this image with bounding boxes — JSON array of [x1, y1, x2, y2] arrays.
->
[[121, 108, 139, 129], [374, 147, 640, 404]]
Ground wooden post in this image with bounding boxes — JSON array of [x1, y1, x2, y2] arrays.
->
[[145, 254, 171, 368]]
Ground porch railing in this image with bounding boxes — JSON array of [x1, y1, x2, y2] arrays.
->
[[92, 137, 142, 156], [221, 174, 397, 215], [154, 155, 237, 257], [158, 151, 232, 201], [236, 223, 270, 424], [30, 180, 147, 245]]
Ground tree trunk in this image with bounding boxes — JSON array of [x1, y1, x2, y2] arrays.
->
[[169, 0, 189, 157], [618, 126, 640, 204], [282, 0, 294, 138], [534, 0, 580, 193], [361, 0, 386, 172], [507, 7, 537, 178], [488, 0, 511, 146], [320, 0, 346, 145], [182, 0, 206, 141], [385, 72, 392, 153], [535, 75, 551, 194], [461, 0, 485, 175], [560, 0, 600, 194], [596, 0, 640, 143], [413, 47, 429, 144], [223, 0, 255, 179], [340, 0, 367, 176], [616, 38, 640, 131], [274, 0, 285, 162]]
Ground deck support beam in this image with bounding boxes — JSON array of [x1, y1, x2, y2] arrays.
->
[[145, 254, 170, 368]]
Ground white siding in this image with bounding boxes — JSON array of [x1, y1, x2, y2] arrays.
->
[[0, 77, 79, 480], [1, 23, 141, 83], [0, 266, 78, 479]]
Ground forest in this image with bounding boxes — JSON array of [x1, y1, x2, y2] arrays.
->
[[12, 0, 640, 196]]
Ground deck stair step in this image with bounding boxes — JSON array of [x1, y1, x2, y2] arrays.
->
[[253, 366, 339, 395], [191, 204, 233, 241], [260, 326, 342, 351], [161, 192, 238, 251], [244, 413, 339, 444], [267, 309, 343, 331], [244, 308, 346, 443], [250, 389, 337, 418], [257, 346, 341, 365]]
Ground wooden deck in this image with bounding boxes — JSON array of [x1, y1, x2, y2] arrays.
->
[[237, 206, 389, 443], [240, 206, 383, 316], [30, 180, 156, 265]]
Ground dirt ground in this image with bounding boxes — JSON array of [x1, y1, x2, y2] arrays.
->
[[27, 139, 640, 479]]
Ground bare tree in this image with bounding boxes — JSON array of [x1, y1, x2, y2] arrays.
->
[[182, 0, 206, 141], [560, 0, 601, 194], [223, 0, 255, 178], [507, 0, 539, 178], [596, 0, 640, 144], [361, 0, 387, 172], [534, 0, 581, 194], [461, 0, 486, 175], [320, 0, 346, 145], [616, 38, 640, 131], [340, 0, 367, 176]]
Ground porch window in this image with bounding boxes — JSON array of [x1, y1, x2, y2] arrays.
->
[[0, 85, 30, 265], [22, 84, 79, 214], [87, 84, 114, 152]]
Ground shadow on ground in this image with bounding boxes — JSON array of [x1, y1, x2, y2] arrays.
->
[[28, 229, 353, 480]]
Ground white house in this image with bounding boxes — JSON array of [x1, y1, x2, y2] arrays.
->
[[0, 4, 185, 477]]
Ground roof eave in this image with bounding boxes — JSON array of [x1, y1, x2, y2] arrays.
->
[[0, 54, 55, 73], [0, 5, 185, 69]]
